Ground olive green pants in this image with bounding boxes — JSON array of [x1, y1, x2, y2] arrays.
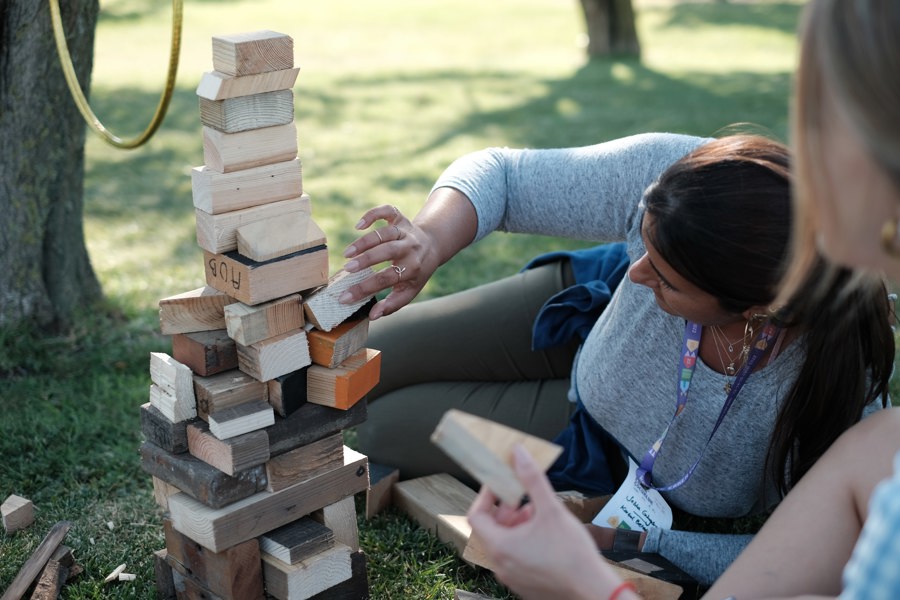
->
[[357, 261, 579, 485]]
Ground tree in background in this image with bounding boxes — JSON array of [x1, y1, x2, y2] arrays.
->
[[578, 0, 641, 58], [0, 0, 103, 331]]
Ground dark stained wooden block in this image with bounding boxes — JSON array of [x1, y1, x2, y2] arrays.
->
[[267, 366, 309, 417], [266, 397, 367, 458], [141, 402, 191, 454], [307, 550, 370, 600], [172, 329, 238, 376]]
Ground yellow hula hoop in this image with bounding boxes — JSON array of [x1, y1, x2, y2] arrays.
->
[[49, 0, 183, 149]]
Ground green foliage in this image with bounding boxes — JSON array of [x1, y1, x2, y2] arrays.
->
[[1, 0, 833, 597]]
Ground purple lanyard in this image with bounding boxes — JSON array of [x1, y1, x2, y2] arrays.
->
[[636, 319, 781, 491]]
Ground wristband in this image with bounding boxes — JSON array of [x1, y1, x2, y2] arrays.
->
[[608, 580, 638, 600]]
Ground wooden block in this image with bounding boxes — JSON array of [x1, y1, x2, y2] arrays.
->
[[0, 521, 71, 600], [306, 349, 381, 410], [188, 420, 270, 475], [308, 317, 369, 368], [237, 211, 327, 262], [199, 89, 294, 134], [266, 398, 367, 458], [149, 352, 197, 421], [203, 123, 298, 174], [196, 67, 300, 100], [602, 551, 698, 600], [237, 329, 311, 382], [191, 158, 302, 216], [196, 195, 312, 255], [212, 30, 293, 77], [557, 490, 612, 523], [168, 447, 368, 552], [208, 400, 274, 440], [49, 545, 75, 569], [159, 286, 236, 335], [266, 367, 309, 417], [266, 432, 344, 492], [140, 402, 190, 453], [164, 518, 265, 599], [307, 549, 369, 600], [262, 543, 352, 600], [302, 270, 375, 332], [172, 568, 226, 600], [2, 494, 34, 533], [602, 559, 684, 600], [154, 549, 177, 600], [365, 463, 399, 519], [150, 384, 195, 424], [311, 496, 359, 552], [225, 294, 304, 347], [139, 441, 268, 509], [430, 409, 563, 506], [152, 476, 181, 510], [172, 329, 237, 377], [393, 474, 475, 559], [194, 369, 268, 421], [30, 559, 67, 600], [203, 246, 329, 306], [259, 517, 334, 564]]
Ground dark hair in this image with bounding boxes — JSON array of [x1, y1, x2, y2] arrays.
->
[[645, 135, 894, 496]]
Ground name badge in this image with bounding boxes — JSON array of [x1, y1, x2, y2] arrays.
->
[[592, 459, 673, 531]]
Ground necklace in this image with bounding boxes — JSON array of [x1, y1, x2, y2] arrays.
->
[[712, 324, 743, 354], [708, 324, 749, 393]]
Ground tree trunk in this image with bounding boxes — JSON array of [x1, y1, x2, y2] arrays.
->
[[0, 0, 103, 331], [578, 0, 641, 59]]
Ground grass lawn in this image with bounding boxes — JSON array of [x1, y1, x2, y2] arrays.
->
[[1, 0, 810, 597]]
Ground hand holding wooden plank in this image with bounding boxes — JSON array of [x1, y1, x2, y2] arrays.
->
[[430, 409, 563, 506]]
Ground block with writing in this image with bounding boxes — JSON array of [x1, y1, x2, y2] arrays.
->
[[237, 210, 327, 263], [302, 269, 375, 332], [159, 286, 236, 335], [191, 158, 302, 216], [259, 517, 334, 564], [196, 195, 312, 254], [265, 432, 344, 492], [194, 369, 268, 421], [196, 67, 300, 101], [188, 420, 270, 476], [225, 294, 304, 347], [212, 30, 293, 77], [199, 89, 294, 134], [172, 329, 237, 377], [306, 348, 381, 410], [203, 123, 298, 174], [237, 329, 311, 382]]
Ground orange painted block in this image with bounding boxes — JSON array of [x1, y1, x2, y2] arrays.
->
[[306, 348, 380, 410], [307, 317, 368, 368]]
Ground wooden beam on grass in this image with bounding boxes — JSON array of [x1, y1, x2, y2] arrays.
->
[[196, 195, 312, 255], [224, 294, 305, 347], [0, 520, 71, 600], [365, 463, 399, 519], [212, 30, 293, 77], [392, 474, 476, 562]]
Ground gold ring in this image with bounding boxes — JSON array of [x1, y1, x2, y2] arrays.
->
[[374, 229, 384, 243], [392, 225, 403, 240], [392, 264, 406, 282]]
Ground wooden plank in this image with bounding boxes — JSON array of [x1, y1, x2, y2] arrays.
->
[[149, 352, 197, 421], [208, 400, 274, 440], [308, 316, 369, 369], [159, 286, 236, 335], [172, 329, 237, 377], [302, 269, 375, 332], [152, 476, 181, 510], [365, 463, 399, 520], [172, 568, 226, 600], [139, 441, 268, 509], [266, 398, 366, 458], [203, 246, 329, 306], [266, 432, 345, 492], [168, 447, 368, 552], [203, 123, 297, 174], [237, 329, 311, 382], [149, 384, 195, 424], [188, 419, 270, 475], [196, 195, 312, 254], [259, 517, 334, 565], [199, 90, 294, 134], [430, 409, 563, 506], [194, 369, 268, 421], [225, 294, 304, 347], [196, 67, 300, 101], [262, 543, 352, 600], [237, 211, 327, 263], [393, 474, 474, 559], [154, 549, 177, 600], [140, 402, 190, 454], [0, 521, 71, 600], [191, 158, 302, 216], [267, 367, 309, 417], [164, 518, 265, 600], [212, 30, 293, 77], [306, 349, 380, 410], [307, 549, 369, 600], [29, 559, 66, 600], [2, 494, 34, 533], [602, 551, 698, 600], [311, 496, 359, 552]]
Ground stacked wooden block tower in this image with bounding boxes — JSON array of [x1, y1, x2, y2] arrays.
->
[[140, 30, 381, 600]]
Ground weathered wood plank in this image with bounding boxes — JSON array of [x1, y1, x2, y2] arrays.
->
[[193, 369, 268, 422], [0, 521, 71, 600], [188, 419, 270, 476], [262, 543, 352, 600], [302, 269, 375, 332], [172, 329, 237, 377], [159, 286, 236, 335], [265, 432, 344, 492], [140, 402, 191, 454], [265, 397, 367, 458]]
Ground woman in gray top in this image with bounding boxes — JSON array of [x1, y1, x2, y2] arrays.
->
[[338, 133, 894, 583]]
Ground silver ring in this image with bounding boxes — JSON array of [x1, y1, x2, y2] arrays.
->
[[374, 229, 384, 243], [392, 225, 403, 240], [392, 264, 406, 282]]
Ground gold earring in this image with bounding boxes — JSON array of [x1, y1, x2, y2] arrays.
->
[[881, 218, 900, 256]]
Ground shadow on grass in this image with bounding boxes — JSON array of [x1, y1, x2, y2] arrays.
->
[[661, 1, 803, 34]]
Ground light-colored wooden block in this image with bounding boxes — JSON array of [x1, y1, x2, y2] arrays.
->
[[172, 329, 237, 377], [212, 30, 293, 77], [196, 195, 312, 254], [203, 247, 329, 306], [208, 400, 274, 440], [152, 476, 181, 511], [393, 474, 475, 559], [302, 269, 375, 332], [191, 158, 302, 216], [266, 432, 344, 492], [159, 286, 236, 335], [306, 348, 381, 410], [237, 211, 327, 262], [311, 496, 359, 553], [150, 384, 196, 423], [237, 329, 311, 382], [262, 543, 351, 600], [203, 123, 298, 174], [307, 317, 369, 368], [365, 463, 399, 520], [168, 447, 368, 552], [194, 369, 268, 421], [259, 517, 334, 565], [149, 352, 197, 421], [1, 494, 34, 533], [430, 409, 563, 507], [196, 67, 300, 101], [225, 294, 304, 347], [199, 90, 294, 134], [188, 420, 270, 476]]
